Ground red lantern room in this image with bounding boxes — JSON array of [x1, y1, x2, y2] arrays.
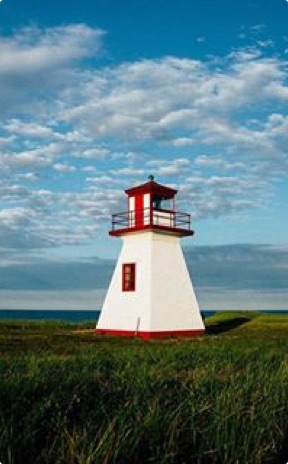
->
[[110, 175, 193, 237]]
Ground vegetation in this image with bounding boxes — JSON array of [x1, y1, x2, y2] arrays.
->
[[0, 312, 287, 464]]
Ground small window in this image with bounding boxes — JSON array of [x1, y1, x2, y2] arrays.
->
[[152, 195, 171, 210], [122, 263, 136, 292], [153, 195, 163, 209]]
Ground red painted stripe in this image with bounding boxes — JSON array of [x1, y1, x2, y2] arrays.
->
[[134, 194, 144, 227], [96, 329, 205, 339], [109, 224, 194, 237]]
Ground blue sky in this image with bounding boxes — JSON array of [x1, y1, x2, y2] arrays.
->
[[0, 0, 288, 310]]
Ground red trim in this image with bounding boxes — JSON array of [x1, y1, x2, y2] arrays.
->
[[96, 329, 205, 339], [122, 263, 136, 292], [135, 194, 144, 227], [125, 180, 177, 198], [110, 224, 194, 237]]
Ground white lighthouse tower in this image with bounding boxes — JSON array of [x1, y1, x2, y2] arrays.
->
[[96, 176, 205, 339]]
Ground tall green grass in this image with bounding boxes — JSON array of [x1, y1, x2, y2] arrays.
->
[[0, 313, 287, 463]]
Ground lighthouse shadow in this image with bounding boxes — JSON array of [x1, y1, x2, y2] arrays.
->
[[205, 316, 251, 335]]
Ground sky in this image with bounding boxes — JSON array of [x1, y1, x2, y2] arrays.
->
[[0, 0, 288, 310]]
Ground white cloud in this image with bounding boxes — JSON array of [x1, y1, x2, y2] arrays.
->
[[196, 37, 206, 43], [172, 138, 195, 147], [0, 24, 103, 75], [257, 40, 274, 48], [179, 172, 268, 219], [4, 119, 61, 139], [250, 24, 266, 33], [53, 163, 76, 173], [0, 135, 16, 146], [64, 130, 92, 143], [6, 152, 52, 168], [76, 147, 110, 159], [50, 49, 288, 174], [0, 184, 29, 199], [16, 172, 39, 182], [2, 142, 69, 170], [265, 82, 288, 100], [158, 109, 198, 128], [0, 24, 104, 113], [0, 24, 288, 259], [194, 155, 245, 170], [0, 207, 35, 226], [147, 158, 190, 176], [110, 168, 146, 176], [86, 175, 119, 185]]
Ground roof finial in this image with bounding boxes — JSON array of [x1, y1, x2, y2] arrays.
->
[[148, 174, 154, 181]]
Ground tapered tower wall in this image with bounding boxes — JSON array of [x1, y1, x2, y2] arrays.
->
[[149, 233, 203, 331], [97, 232, 152, 333], [97, 231, 205, 337]]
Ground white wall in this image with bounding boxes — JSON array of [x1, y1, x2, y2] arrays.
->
[[150, 233, 204, 330], [128, 196, 135, 227], [97, 232, 152, 332], [97, 231, 204, 333], [144, 193, 150, 224]]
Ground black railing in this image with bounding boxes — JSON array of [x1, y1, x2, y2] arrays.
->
[[111, 207, 191, 231]]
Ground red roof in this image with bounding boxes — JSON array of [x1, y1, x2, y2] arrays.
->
[[125, 180, 177, 198]]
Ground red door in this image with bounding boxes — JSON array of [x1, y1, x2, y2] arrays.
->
[[134, 194, 144, 227]]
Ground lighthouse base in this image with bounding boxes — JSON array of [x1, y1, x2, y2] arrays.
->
[[96, 328, 205, 339], [96, 231, 205, 337]]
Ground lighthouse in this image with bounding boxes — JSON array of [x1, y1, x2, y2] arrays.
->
[[96, 176, 205, 339]]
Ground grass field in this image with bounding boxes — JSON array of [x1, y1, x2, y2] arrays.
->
[[0, 312, 287, 464]]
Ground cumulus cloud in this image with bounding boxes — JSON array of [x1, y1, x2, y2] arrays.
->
[[110, 168, 146, 176], [75, 147, 110, 159], [0, 23, 288, 261], [0, 186, 120, 261], [48, 49, 288, 175], [147, 158, 190, 176], [4, 119, 61, 139], [16, 172, 39, 182], [0, 207, 35, 226], [0, 24, 104, 112], [194, 155, 246, 170], [6, 152, 52, 169], [0, 24, 103, 74], [53, 163, 76, 173]]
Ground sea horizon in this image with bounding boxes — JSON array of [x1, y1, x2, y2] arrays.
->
[[0, 309, 287, 323]]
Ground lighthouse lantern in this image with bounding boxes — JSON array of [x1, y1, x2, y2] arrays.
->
[[111, 177, 191, 237]]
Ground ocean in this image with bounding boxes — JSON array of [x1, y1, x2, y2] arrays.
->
[[0, 309, 287, 323], [0, 309, 100, 322]]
